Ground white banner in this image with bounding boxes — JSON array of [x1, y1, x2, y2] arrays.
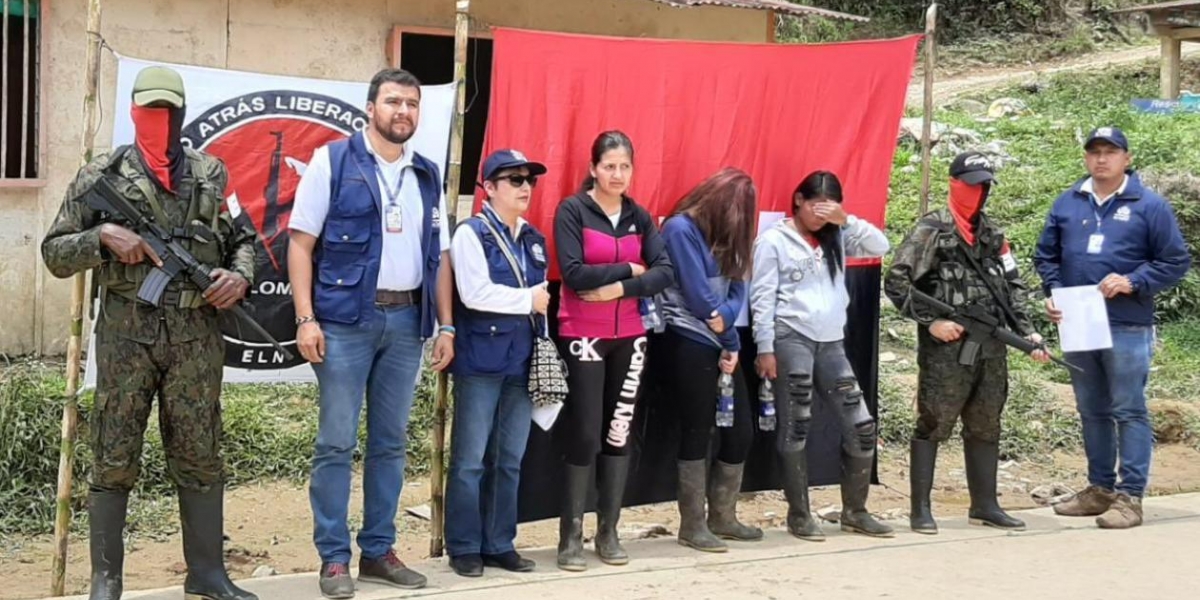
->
[[84, 56, 455, 390]]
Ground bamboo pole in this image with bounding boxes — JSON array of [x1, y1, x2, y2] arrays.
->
[[2, 1, 10, 175], [918, 3, 938, 217], [52, 0, 104, 595], [429, 0, 471, 559]]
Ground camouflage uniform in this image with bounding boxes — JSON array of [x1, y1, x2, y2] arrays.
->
[[884, 209, 1034, 444], [42, 146, 255, 492]]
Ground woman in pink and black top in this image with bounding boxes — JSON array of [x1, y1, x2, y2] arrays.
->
[[553, 130, 673, 572]]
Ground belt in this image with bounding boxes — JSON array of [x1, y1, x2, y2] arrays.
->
[[375, 289, 420, 306]]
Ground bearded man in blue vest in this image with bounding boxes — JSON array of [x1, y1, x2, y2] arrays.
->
[[288, 68, 454, 598]]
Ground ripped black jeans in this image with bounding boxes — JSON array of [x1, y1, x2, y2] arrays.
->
[[773, 328, 876, 459]]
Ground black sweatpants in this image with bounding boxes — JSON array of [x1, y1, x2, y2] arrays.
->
[[556, 335, 648, 466], [656, 328, 754, 464]]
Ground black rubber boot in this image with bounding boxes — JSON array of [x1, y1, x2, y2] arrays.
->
[[964, 440, 1026, 531], [779, 450, 824, 541], [557, 463, 592, 572], [910, 439, 939, 535], [707, 460, 763, 541], [179, 484, 258, 600], [839, 454, 895, 538], [595, 455, 631, 565], [676, 460, 727, 553], [88, 488, 128, 600]]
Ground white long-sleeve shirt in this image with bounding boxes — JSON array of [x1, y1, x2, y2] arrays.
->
[[450, 213, 537, 315], [751, 215, 890, 350]]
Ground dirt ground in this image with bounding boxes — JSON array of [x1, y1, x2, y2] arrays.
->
[[7, 444, 1200, 600]]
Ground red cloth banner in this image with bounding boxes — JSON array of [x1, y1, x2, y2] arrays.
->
[[481, 28, 921, 276]]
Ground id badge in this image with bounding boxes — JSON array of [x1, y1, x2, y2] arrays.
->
[[385, 203, 403, 233], [1087, 233, 1104, 254]]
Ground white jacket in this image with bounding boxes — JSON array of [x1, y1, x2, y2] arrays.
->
[[750, 216, 889, 351]]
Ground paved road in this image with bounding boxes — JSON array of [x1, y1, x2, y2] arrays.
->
[[53, 492, 1200, 600]]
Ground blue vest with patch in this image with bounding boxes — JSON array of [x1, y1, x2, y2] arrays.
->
[[313, 131, 443, 337], [453, 208, 548, 377]]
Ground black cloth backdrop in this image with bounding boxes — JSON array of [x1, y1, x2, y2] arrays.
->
[[516, 268, 882, 522]]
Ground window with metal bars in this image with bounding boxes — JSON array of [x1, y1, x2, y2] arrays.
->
[[2, 0, 40, 181]]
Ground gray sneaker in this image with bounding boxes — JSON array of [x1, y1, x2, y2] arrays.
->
[[1052, 485, 1117, 517], [319, 563, 354, 599], [359, 549, 427, 590]]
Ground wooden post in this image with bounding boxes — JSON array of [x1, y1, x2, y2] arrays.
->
[[1161, 36, 1182, 100], [918, 3, 938, 217], [429, 0, 470, 559], [52, 1, 104, 595]]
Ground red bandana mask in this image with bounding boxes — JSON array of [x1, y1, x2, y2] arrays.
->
[[948, 179, 988, 245], [131, 105, 185, 192]]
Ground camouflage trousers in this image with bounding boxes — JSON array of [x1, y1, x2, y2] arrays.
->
[[914, 346, 1009, 444], [91, 320, 225, 492]]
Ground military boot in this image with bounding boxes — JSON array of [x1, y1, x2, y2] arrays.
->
[[779, 450, 824, 540], [88, 488, 129, 600], [707, 460, 763, 541], [179, 484, 258, 600], [595, 455, 631, 565], [839, 454, 895, 538], [909, 439, 939, 535], [964, 440, 1025, 531], [676, 460, 726, 553], [557, 463, 592, 572]]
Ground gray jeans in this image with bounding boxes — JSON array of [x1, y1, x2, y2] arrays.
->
[[773, 327, 876, 459]]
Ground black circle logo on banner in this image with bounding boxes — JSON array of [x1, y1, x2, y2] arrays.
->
[[182, 91, 367, 370]]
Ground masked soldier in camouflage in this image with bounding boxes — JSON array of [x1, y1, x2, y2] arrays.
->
[[41, 66, 257, 600], [885, 152, 1049, 535]]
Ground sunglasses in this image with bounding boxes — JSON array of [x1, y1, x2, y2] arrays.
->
[[493, 174, 539, 188]]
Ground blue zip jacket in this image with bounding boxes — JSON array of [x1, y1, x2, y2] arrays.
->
[[1033, 171, 1191, 326], [659, 215, 745, 352]]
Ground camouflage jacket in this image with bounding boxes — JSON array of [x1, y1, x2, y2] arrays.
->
[[884, 209, 1034, 359], [42, 147, 256, 344]]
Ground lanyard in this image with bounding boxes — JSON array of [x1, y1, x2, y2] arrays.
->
[[484, 204, 527, 272], [375, 162, 404, 206]]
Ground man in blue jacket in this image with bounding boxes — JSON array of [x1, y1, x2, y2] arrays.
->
[[1034, 127, 1191, 529]]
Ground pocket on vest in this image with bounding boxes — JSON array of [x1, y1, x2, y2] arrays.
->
[[467, 320, 520, 374], [323, 220, 372, 254], [316, 264, 366, 324]]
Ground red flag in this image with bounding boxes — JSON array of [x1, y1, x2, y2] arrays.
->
[[481, 28, 921, 276]]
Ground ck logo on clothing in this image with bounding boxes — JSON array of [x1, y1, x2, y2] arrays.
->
[[530, 243, 546, 263], [607, 336, 648, 448], [1114, 206, 1131, 222], [432, 206, 443, 227], [569, 338, 602, 362]]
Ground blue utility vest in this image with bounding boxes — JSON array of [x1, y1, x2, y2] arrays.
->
[[313, 131, 443, 337], [453, 207, 548, 377]]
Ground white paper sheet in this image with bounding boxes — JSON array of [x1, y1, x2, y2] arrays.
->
[[532, 402, 564, 432], [1051, 285, 1112, 353]]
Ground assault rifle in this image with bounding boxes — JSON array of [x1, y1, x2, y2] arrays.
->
[[85, 176, 294, 361], [909, 288, 1080, 372]]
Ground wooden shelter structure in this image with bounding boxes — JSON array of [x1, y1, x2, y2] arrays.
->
[[1113, 1, 1200, 98]]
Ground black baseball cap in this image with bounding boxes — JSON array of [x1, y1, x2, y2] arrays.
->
[[949, 151, 996, 185], [481, 149, 547, 181], [1084, 126, 1129, 151]]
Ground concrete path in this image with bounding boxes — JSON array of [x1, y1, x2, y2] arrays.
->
[[52, 492, 1200, 600]]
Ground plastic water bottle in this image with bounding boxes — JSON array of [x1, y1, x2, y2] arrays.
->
[[715, 372, 735, 428], [640, 296, 664, 332], [758, 379, 777, 432]]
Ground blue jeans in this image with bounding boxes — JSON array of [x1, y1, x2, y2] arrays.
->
[[445, 374, 532, 557], [1066, 325, 1155, 497], [309, 306, 424, 564]]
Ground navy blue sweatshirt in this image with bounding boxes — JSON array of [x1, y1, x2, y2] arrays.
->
[[659, 215, 745, 352], [1034, 171, 1191, 327]]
